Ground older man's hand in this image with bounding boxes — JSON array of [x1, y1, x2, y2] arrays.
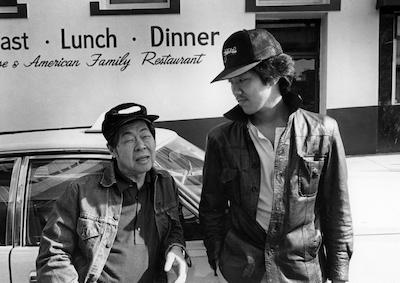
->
[[164, 246, 188, 283]]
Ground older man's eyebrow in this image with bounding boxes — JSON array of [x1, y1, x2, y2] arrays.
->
[[120, 131, 135, 138]]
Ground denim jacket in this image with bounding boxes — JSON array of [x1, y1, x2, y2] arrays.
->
[[199, 101, 353, 282], [36, 163, 187, 283]]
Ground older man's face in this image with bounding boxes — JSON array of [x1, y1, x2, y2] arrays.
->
[[109, 120, 155, 180]]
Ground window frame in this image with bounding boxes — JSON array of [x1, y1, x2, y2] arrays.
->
[[0, 157, 21, 246], [90, 0, 179, 16], [0, 3, 27, 19], [392, 14, 400, 105], [245, 0, 340, 12], [18, 152, 202, 246], [20, 154, 111, 247]]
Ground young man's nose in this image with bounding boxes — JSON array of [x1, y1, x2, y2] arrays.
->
[[231, 84, 242, 96]]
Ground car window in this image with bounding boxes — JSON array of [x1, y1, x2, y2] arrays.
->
[[25, 158, 109, 246], [0, 160, 14, 246], [155, 135, 205, 241], [23, 147, 205, 246], [155, 136, 203, 199]]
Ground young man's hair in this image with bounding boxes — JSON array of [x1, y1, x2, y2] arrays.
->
[[252, 53, 295, 95]]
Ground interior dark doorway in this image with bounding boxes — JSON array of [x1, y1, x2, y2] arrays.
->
[[257, 19, 321, 113]]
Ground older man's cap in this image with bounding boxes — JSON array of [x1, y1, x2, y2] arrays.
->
[[211, 29, 283, 83], [102, 102, 159, 143]]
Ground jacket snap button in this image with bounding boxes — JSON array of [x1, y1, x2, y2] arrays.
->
[[251, 186, 257, 192], [106, 242, 111, 248], [113, 215, 119, 221]]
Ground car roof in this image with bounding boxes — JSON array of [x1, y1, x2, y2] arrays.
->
[[0, 127, 178, 155]]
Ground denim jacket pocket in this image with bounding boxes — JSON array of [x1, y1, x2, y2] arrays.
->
[[77, 217, 104, 240], [77, 217, 104, 259], [298, 156, 325, 197]]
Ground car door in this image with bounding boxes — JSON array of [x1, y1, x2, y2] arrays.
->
[[9, 152, 220, 282], [9, 154, 111, 283], [0, 158, 21, 283]]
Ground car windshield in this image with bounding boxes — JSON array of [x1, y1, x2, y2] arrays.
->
[[154, 135, 204, 216]]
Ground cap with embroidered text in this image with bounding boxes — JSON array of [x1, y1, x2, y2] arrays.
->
[[211, 29, 283, 83]]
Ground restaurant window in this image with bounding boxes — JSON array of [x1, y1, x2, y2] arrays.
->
[[257, 20, 320, 113]]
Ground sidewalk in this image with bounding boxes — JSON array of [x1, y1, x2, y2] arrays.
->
[[346, 153, 400, 283], [347, 152, 400, 173], [346, 152, 400, 235]]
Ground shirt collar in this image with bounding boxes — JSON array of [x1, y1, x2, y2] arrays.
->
[[224, 92, 302, 122], [100, 159, 153, 190]]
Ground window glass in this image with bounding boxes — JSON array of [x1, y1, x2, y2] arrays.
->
[[155, 135, 204, 199], [0, 161, 14, 246], [155, 136, 205, 240], [395, 20, 400, 104], [25, 142, 205, 246], [25, 158, 110, 246]]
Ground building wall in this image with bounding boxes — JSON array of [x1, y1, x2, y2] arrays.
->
[[0, 0, 254, 133], [1, 0, 384, 154], [325, 0, 380, 154]]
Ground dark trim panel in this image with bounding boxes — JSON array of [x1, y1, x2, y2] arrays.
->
[[245, 0, 340, 12], [377, 0, 400, 9], [90, 1, 179, 16], [156, 117, 227, 150], [327, 107, 378, 155], [157, 107, 378, 155]]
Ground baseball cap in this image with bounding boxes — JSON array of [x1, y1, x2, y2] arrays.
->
[[211, 29, 283, 83], [102, 102, 159, 143]]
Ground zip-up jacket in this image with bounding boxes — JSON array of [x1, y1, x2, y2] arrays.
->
[[36, 163, 187, 283], [199, 100, 353, 282]]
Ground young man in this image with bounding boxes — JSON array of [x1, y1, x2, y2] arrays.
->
[[36, 102, 189, 283], [199, 29, 353, 283]]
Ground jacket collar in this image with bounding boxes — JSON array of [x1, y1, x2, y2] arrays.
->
[[100, 160, 166, 188], [224, 92, 302, 122]]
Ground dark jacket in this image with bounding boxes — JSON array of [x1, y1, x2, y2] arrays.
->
[[36, 163, 187, 283], [199, 100, 353, 282]]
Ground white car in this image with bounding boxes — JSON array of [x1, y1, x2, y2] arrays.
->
[[0, 123, 398, 282]]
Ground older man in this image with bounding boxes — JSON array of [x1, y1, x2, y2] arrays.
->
[[36, 102, 189, 283]]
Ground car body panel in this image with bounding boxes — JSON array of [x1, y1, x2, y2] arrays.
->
[[0, 128, 399, 282], [0, 128, 177, 154], [0, 247, 12, 282]]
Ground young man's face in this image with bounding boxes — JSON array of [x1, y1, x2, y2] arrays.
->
[[108, 120, 156, 180], [228, 70, 275, 115]]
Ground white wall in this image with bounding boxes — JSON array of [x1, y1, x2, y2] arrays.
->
[[325, 0, 379, 109], [1, 0, 254, 132], [1, 0, 382, 132]]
